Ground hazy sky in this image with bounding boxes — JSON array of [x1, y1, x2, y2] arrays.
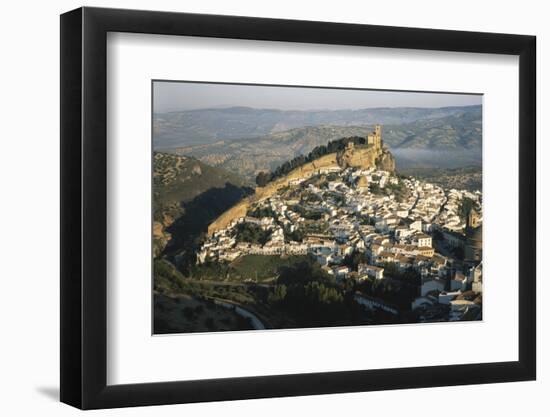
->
[[153, 81, 482, 113]]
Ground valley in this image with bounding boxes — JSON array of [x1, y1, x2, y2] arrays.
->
[[153, 125, 483, 333]]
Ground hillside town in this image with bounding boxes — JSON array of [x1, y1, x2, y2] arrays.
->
[[197, 161, 483, 322], [152, 85, 485, 334]]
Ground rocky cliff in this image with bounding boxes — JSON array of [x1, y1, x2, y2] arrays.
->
[[376, 148, 396, 172], [153, 216, 174, 258], [207, 144, 395, 235]]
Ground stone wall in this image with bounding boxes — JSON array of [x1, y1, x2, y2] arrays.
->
[[207, 198, 252, 235], [207, 153, 340, 234]]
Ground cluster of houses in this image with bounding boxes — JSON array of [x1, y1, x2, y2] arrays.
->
[[196, 165, 482, 320]]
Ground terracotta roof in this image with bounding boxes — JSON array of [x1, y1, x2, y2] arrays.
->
[[365, 265, 384, 271]]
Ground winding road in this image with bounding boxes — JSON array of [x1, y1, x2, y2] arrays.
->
[[211, 298, 266, 330]]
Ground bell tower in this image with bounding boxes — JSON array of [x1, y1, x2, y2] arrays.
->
[[374, 124, 382, 148], [467, 207, 480, 229]]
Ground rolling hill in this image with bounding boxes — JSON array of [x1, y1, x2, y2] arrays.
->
[[153, 105, 481, 148], [382, 110, 482, 150], [161, 105, 481, 181], [170, 125, 377, 181], [153, 152, 252, 258]]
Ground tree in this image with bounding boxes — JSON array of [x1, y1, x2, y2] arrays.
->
[[248, 206, 276, 219], [285, 227, 304, 243], [277, 261, 331, 286], [233, 222, 271, 245], [452, 246, 465, 260], [383, 261, 400, 277], [268, 285, 288, 304], [255, 171, 271, 187], [369, 183, 382, 195], [261, 136, 370, 184], [343, 251, 369, 270]]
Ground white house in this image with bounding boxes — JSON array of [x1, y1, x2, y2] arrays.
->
[[333, 266, 350, 280], [415, 233, 432, 248], [409, 219, 423, 232], [395, 226, 413, 239], [396, 209, 409, 218], [358, 263, 384, 280]]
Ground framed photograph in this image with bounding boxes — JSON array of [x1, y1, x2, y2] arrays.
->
[[60, 6, 536, 409]]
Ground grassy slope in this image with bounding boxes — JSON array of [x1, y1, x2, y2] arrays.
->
[[191, 255, 311, 282], [230, 255, 310, 281]]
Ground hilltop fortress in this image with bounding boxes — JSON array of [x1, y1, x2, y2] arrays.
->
[[207, 125, 395, 235]]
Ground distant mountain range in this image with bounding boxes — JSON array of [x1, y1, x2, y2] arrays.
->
[[383, 110, 482, 150], [155, 105, 480, 180], [153, 105, 481, 148], [171, 126, 378, 180]]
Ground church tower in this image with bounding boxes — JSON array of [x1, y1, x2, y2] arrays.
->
[[374, 124, 382, 148], [467, 207, 480, 230], [366, 125, 383, 148]]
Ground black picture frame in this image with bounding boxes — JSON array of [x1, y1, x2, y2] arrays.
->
[[60, 6, 536, 410]]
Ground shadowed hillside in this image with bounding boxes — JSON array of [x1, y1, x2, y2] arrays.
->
[[163, 183, 253, 273], [153, 152, 252, 257]]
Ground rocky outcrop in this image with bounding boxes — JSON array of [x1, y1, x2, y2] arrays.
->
[[153, 211, 177, 257], [153, 222, 171, 257], [376, 148, 396, 173], [337, 145, 378, 169]]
